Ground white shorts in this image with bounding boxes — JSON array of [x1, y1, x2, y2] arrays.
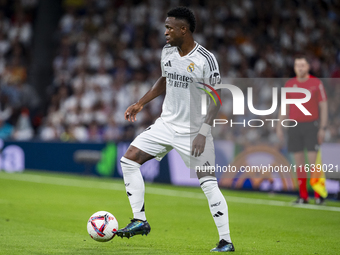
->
[[131, 118, 215, 169]]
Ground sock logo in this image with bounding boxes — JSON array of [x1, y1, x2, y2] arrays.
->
[[213, 211, 224, 217], [127, 191, 132, 197], [125, 183, 130, 187], [210, 201, 221, 207]]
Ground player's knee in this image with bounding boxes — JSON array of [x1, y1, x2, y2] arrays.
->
[[123, 146, 138, 161], [120, 156, 141, 173], [197, 170, 216, 179], [199, 176, 218, 193], [120, 156, 128, 165], [123, 145, 154, 165]]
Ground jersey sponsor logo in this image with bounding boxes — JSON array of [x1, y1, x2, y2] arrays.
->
[[165, 71, 194, 83], [165, 71, 193, 89], [164, 60, 171, 67], [187, 62, 195, 72]]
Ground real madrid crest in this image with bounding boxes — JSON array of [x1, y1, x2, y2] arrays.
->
[[187, 62, 195, 72]]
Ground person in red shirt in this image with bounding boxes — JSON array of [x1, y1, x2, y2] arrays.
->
[[276, 56, 328, 205]]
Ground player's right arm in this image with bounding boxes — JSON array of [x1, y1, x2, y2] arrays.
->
[[124, 76, 166, 122]]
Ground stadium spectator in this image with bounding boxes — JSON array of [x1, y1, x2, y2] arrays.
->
[[1, 0, 339, 143], [0, 92, 12, 122], [0, 0, 38, 140], [0, 118, 13, 139], [11, 108, 34, 140], [44, 0, 340, 143]]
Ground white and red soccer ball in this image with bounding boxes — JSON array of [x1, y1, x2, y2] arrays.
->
[[87, 211, 119, 242]]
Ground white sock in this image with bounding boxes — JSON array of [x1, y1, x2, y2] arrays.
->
[[200, 176, 231, 242], [120, 157, 146, 221]]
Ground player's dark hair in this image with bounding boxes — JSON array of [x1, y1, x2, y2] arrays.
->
[[167, 7, 196, 33], [294, 53, 310, 63]]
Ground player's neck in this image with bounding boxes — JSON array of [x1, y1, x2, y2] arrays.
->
[[296, 74, 309, 82], [177, 39, 196, 57]]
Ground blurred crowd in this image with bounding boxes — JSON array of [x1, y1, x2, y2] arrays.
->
[[1, 0, 340, 145], [0, 0, 39, 140]]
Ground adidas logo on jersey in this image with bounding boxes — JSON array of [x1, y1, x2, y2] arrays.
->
[[164, 60, 171, 67]]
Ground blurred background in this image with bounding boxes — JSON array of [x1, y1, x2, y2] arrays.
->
[[0, 0, 340, 195]]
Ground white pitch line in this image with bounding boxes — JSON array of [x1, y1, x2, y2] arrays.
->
[[1, 172, 340, 212]]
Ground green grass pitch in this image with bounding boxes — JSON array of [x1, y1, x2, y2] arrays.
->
[[1, 170, 340, 254]]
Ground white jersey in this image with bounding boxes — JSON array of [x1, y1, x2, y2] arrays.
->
[[160, 42, 221, 133]]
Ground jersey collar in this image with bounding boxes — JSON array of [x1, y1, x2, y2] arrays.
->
[[176, 41, 199, 58]]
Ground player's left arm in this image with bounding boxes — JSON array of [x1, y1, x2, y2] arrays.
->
[[191, 89, 221, 157], [317, 82, 328, 144], [192, 55, 221, 157]]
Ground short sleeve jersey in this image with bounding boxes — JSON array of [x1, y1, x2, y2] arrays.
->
[[284, 75, 327, 122], [160, 42, 221, 133]]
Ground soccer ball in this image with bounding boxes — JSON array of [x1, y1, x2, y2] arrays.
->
[[87, 211, 119, 242]]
